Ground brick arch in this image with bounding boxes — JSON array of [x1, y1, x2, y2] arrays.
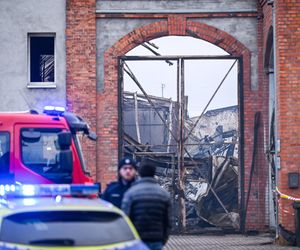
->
[[106, 20, 251, 62], [97, 20, 252, 189]]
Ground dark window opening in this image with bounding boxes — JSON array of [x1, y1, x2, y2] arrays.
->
[[30, 36, 55, 82], [0, 211, 136, 246]]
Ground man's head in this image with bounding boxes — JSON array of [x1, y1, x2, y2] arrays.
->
[[118, 157, 137, 182], [139, 164, 156, 178]]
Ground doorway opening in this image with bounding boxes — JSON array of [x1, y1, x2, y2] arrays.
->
[[118, 36, 244, 233]]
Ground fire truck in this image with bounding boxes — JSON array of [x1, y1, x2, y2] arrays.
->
[[0, 106, 96, 184]]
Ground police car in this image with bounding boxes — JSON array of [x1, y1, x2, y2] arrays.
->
[[0, 184, 148, 250]]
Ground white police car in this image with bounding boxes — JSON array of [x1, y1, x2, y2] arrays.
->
[[0, 184, 148, 250]]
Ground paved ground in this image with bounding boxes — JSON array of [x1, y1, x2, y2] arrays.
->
[[165, 234, 300, 250]]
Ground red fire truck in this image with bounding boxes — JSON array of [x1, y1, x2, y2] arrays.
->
[[0, 106, 96, 184]]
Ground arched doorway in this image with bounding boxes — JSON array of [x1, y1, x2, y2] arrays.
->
[[99, 20, 252, 232], [119, 36, 242, 233]]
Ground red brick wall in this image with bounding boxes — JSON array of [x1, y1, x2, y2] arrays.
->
[[66, 0, 97, 178], [275, 0, 300, 233]]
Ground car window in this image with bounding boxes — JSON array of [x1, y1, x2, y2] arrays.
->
[[0, 132, 10, 174], [0, 211, 136, 246]]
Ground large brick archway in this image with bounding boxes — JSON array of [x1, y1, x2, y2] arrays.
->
[[96, 18, 267, 230]]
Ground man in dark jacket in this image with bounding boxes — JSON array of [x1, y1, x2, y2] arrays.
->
[[101, 157, 137, 208], [122, 164, 171, 250]]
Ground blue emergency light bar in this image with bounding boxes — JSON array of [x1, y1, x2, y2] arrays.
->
[[43, 106, 66, 116], [0, 184, 99, 198]]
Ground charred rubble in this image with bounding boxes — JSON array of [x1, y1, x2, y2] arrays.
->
[[123, 91, 239, 231]]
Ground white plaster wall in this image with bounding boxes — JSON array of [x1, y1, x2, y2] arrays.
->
[[0, 0, 66, 112]]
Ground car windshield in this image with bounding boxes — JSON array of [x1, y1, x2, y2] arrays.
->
[[0, 211, 136, 246], [21, 128, 62, 171]]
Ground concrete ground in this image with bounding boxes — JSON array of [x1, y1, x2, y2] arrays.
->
[[165, 234, 300, 250]]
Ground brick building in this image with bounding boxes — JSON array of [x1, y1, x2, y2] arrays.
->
[[0, 0, 299, 243]]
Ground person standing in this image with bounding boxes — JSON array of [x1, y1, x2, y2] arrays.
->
[[101, 157, 137, 208], [122, 164, 171, 250]]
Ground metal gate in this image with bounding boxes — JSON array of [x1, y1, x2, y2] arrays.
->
[[119, 55, 244, 233]]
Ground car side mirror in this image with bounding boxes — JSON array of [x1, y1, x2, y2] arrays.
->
[[57, 132, 73, 174], [58, 150, 73, 174], [57, 132, 72, 149]]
